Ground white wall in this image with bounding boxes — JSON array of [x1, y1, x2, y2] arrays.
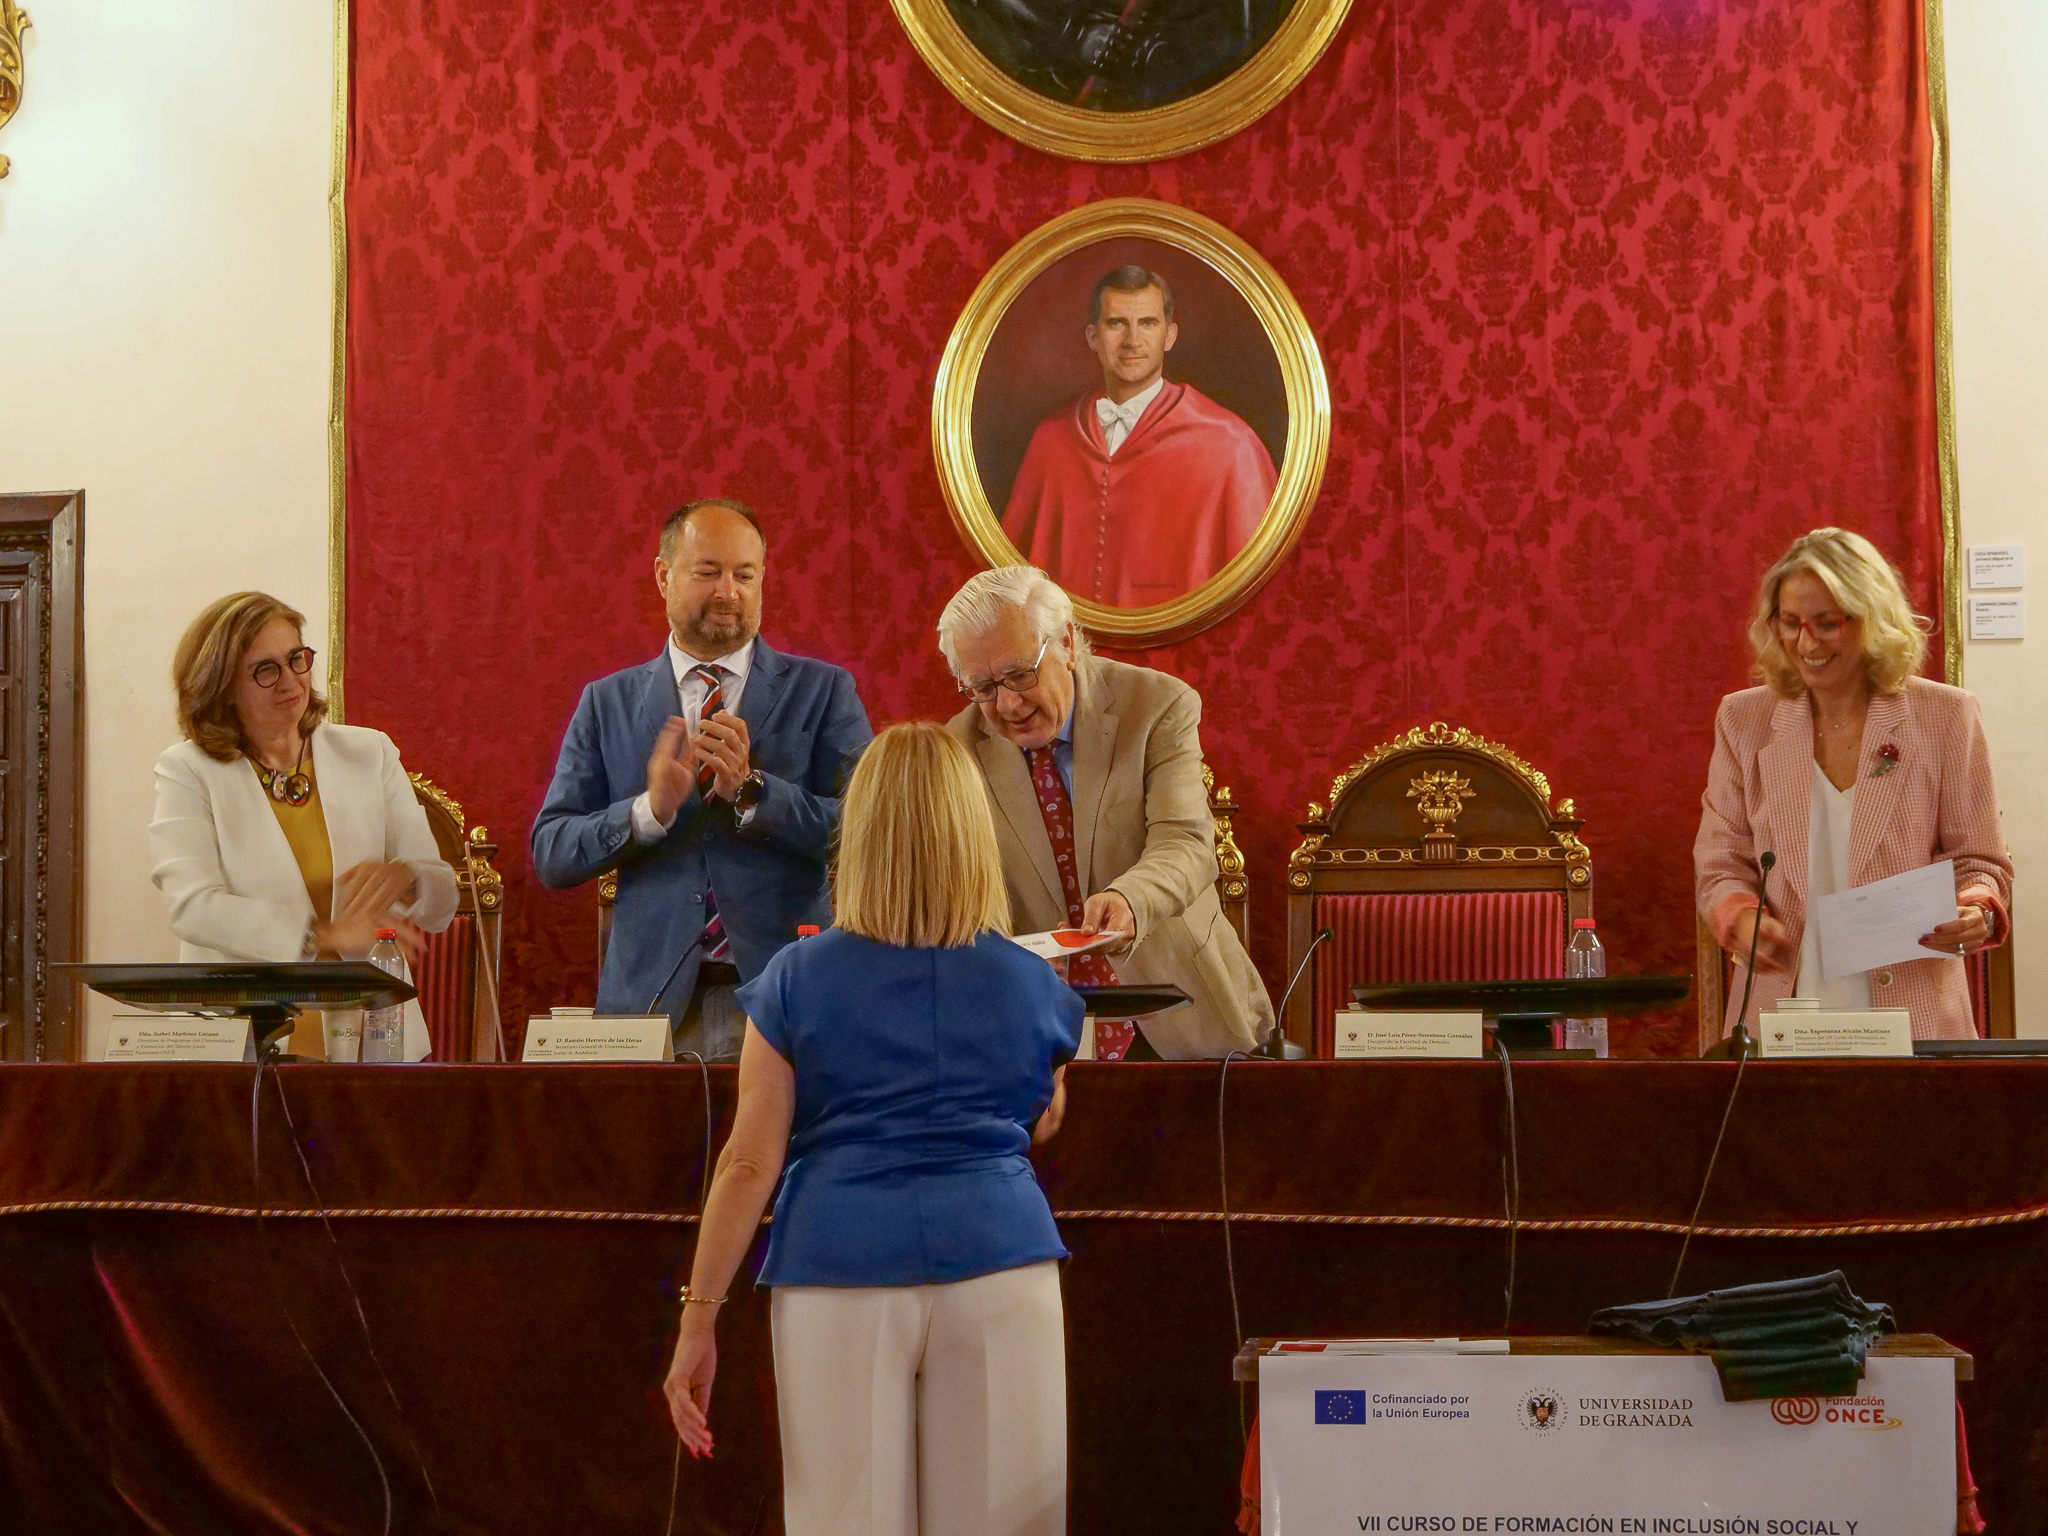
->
[[1947, 1, 2048, 1029], [0, 1, 335, 1055]]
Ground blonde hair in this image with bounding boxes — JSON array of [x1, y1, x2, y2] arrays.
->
[[834, 722, 1011, 949], [173, 593, 328, 762], [1748, 528, 1930, 697]]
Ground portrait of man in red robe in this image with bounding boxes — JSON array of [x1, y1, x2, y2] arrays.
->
[[1000, 264, 1280, 609]]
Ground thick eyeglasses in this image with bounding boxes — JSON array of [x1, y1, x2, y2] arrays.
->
[[1773, 613, 1849, 644], [959, 639, 1048, 703], [249, 647, 317, 689]]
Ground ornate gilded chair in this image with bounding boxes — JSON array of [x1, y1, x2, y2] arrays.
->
[[409, 775, 506, 1062], [596, 765, 1254, 963], [1206, 765, 1251, 948], [1283, 723, 1592, 1056]]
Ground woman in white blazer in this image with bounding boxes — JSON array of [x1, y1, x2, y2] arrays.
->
[[148, 593, 458, 1059]]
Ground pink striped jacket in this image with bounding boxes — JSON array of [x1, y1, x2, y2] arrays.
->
[[1694, 677, 2012, 1039]]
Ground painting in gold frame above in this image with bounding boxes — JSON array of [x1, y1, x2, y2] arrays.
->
[[888, 0, 1355, 162], [933, 199, 1330, 647]]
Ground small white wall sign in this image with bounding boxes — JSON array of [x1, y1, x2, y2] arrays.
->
[[1968, 595, 2025, 641], [1967, 543, 2024, 590]]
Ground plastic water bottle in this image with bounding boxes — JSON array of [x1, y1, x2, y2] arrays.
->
[[1564, 918, 1608, 1059], [362, 929, 407, 1064]]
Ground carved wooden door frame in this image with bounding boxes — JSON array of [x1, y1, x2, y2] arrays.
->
[[0, 493, 83, 1060]]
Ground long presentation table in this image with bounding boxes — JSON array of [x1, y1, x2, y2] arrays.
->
[[0, 1060, 2042, 1534]]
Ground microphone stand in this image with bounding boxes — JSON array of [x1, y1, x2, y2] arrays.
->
[[1726, 851, 1777, 1058], [1268, 927, 1334, 1059]]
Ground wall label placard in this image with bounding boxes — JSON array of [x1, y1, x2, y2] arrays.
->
[[1967, 544, 2024, 590]]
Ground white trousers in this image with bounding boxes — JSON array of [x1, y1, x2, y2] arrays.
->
[[771, 1261, 1067, 1536]]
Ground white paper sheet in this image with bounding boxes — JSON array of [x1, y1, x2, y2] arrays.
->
[[1813, 858, 1957, 980]]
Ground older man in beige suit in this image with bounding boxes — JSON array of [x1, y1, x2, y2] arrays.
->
[[939, 567, 1273, 1060]]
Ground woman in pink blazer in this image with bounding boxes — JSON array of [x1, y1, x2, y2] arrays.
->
[[1695, 528, 2011, 1040]]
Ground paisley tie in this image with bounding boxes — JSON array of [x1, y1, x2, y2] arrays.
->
[[1026, 746, 1133, 1060]]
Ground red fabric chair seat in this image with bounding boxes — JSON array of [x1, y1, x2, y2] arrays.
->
[[415, 913, 477, 1064], [1313, 891, 1567, 1053]]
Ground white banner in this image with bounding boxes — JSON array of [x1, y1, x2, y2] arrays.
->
[[1262, 1352, 1954, 1536]]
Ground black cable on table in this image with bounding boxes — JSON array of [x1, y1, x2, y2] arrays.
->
[[270, 1067, 439, 1512], [1667, 1042, 1750, 1299], [250, 1057, 395, 1536], [1494, 1035, 1521, 1333]]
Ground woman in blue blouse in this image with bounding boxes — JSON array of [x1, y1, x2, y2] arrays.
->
[[663, 721, 1083, 1536]]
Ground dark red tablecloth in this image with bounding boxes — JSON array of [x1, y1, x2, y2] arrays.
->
[[0, 1060, 2042, 1533]]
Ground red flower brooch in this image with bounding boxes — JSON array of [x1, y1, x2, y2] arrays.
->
[[1871, 743, 1900, 778]]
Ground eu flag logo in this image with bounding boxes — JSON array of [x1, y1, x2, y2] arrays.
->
[[1314, 1390, 1364, 1424]]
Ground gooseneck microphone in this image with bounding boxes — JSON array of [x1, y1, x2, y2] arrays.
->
[[1728, 851, 1777, 1051], [646, 927, 711, 1016], [1269, 927, 1336, 1057]]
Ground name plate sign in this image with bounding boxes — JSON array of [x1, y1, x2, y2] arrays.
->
[[1334, 1010, 1484, 1059], [1759, 1005, 1913, 1059], [522, 1016, 673, 1062], [1261, 1351, 1954, 1535], [104, 1015, 249, 1062]]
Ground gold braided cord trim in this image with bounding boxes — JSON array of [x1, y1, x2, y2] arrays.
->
[[1053, 1206, 2048, 1239], [0, 1199, 702, 1222], [4, 1199, 2046, 1239]]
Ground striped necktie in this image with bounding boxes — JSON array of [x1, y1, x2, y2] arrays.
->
[[689, 663, 726, 800], [689, 663, 731, 961]]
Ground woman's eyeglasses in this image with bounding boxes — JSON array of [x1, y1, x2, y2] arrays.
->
[[249, 647, 317, 689], [1772, 613, 1849, 644], [958, 639, 1048, 703]]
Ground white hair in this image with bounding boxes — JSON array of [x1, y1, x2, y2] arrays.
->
[[936, 566, 1092, 675]]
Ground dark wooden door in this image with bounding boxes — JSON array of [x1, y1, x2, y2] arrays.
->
[[0, 494, 83, 1061]]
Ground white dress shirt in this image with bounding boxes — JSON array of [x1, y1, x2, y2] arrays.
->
[[1095, 375, 1164, 457], [631, 635, 757, 842]]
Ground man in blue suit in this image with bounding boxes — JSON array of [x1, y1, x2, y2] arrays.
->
[[532, 499, 872, 1059]]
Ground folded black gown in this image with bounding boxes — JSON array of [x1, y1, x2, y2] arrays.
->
[[1586, 1271, 1894, 1401]]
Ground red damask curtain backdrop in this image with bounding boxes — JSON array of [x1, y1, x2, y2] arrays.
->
[[346, 0, 1939, 1055]]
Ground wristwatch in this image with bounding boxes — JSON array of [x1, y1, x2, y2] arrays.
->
[[734, 769, 766, 811]]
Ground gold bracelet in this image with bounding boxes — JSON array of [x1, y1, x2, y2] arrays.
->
[[679, 1287, 727, 1306]]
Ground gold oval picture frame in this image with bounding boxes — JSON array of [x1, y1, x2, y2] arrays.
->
[[888, 0, 1354, 163], [933, 198, 1330, 647]]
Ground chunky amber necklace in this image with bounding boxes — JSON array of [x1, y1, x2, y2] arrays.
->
[[254, 737, 312, 806]]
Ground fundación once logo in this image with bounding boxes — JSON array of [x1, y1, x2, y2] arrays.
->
[[1314, 1390, 1365, 1425], [1771, 1394, 1900, 1430], [1518, 1388, 1565, 1435]]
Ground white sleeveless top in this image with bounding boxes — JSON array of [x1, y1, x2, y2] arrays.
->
[[1793, 762, 1873, 1008]]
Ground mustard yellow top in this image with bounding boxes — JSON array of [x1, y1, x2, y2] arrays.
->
[[256, 754, 336, 1059], [256, 756, 333, 920]]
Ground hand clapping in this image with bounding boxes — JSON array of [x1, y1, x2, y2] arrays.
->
[[692, 711, 751, 803], [314, 859, 423, 962]]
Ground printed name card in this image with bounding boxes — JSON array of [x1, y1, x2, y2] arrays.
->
[[1333, 1010, 1484, 1059], [1758, 1003, 1913, 1058], [104, 1015, 250, 1062], [522, 1015, 673, 1062]]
